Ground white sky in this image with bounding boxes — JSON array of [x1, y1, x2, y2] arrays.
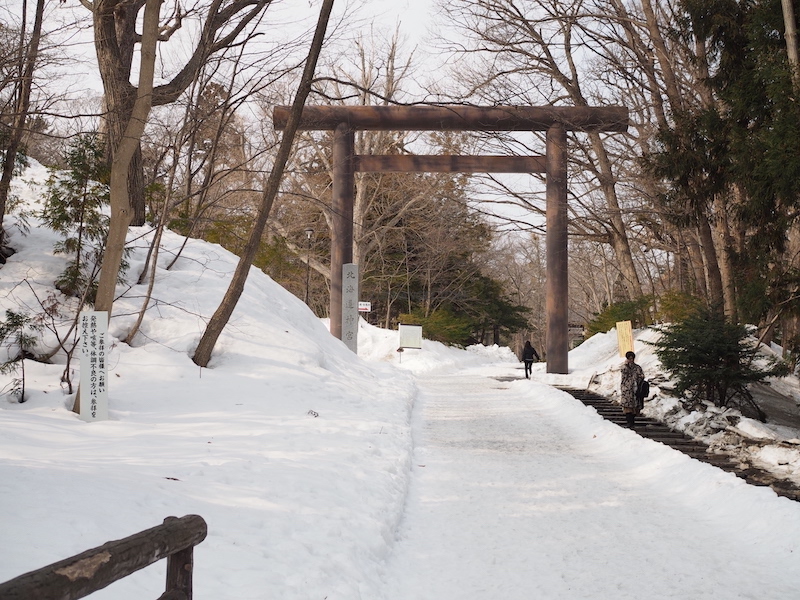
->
[[2, 161, 800, 599], [5, 0, 438, 96], [8, 0, 549, 231]]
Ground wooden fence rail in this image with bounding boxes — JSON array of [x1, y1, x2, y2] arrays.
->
[[0, 514, 207, 600]]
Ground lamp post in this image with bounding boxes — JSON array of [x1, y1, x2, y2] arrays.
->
[[304, 227, 314, 304]]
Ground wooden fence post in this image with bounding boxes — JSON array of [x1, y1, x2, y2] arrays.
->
[[0, 515, 207, 600], [163, 516, 195, 599]]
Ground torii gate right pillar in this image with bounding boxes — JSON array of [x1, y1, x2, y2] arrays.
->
[[546, 124, 568, 374]]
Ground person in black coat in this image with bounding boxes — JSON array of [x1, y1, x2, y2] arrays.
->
[[521, 341, 540, 379]]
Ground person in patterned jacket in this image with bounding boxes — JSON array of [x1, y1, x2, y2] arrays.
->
[[620, 351, 644, 428]]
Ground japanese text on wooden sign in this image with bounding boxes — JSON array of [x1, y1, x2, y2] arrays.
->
[[80, 311, 109, 422]]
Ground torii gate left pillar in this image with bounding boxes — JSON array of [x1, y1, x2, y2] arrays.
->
[[274, 105, 628, 373], [330, 122, 354, 344]]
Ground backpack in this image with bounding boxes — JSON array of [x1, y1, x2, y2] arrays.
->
[[635, 379, 650, 410]]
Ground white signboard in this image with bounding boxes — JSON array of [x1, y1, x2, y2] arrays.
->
[[79, 311, 109, 422], [358, 301, 371, 313], [79, 311, 108, 421], [342, 263, 359, 353], [398, 323, 423, 350]]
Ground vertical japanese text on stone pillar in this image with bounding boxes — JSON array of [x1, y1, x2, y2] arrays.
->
[[79, 311, 109, 422], [342, 263, 359, 353]]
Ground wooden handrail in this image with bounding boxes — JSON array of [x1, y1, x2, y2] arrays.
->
[[0, 515, 207, 600]]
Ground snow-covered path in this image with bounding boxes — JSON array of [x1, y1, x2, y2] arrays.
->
[[379, 369, 800, 600], [4, 163, 800, 600]]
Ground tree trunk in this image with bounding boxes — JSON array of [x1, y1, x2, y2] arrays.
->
[[710, 194, 738, 320], [681, 231, 707, 299], [92, 0, 160, 315], [74, 0, 160, 414], [587, 132, 643, 300], [639, 0, 683, 115], [780, 0, 800, 354], [93, 0, 148, 226], [697, 218, 724, 309], [782, 0, 800, 91], [192, 0, 335, 368], [0, 0, 45, 242]]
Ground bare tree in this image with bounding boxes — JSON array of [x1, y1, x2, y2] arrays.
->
[[0, 0, 44, 244], [92, 0, 161, 316], [483, 234, 546, 355], [87, 0, 275, 317], [192, 0, 335, 367], [275, 31, 494, 319], [439, 0, 645, 301], [780, 0, 800, 351], [83, 0, 275, 225], [125, 49, 281, 344]]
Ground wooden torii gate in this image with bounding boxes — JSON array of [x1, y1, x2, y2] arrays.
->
[[273, 105, 629, 374]]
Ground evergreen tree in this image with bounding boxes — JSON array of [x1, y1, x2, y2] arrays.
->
[[651, 306, 788, 421], [0, 310, 42, 403], [710, 0, 800, 325], [41, 133, 119, 301], [397, 274, 529, 347], [398, 306, 473, 346], [646, 0, 800, 325], [460, 274, 530, 345]]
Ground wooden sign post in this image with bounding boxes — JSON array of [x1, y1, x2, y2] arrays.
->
[[79, 311, 109, 422], [616, 320, 634, 357]]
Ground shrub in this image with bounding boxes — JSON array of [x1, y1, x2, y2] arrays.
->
[[398, 307, 473, 346], [656, 290, 704, 323], [650, 306, 788, 421], [585, 296, 654, 336]]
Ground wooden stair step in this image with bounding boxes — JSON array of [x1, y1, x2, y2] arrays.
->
[[554, 386, 800, 502]]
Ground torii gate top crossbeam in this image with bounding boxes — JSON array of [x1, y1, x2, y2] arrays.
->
[[273, 105, 628, 133]]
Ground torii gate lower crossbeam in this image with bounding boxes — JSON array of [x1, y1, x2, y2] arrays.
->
[[273, 105, 629, 374]]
